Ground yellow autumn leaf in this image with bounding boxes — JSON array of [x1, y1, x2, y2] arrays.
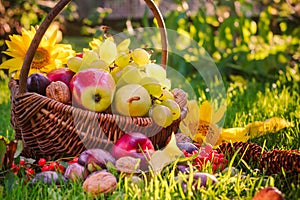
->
[[245, 117, 291, 138], [149, 133, 183, 174], [220, 127, 249, 143]]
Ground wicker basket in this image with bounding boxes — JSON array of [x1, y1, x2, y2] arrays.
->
[[9, 0, 187, 160]]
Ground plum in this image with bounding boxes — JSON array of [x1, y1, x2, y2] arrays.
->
[[64, 163, 88, 182], [192, 172, 218, 187], [30, 171, 66, 185], [78, 149, 115, 172], [177, 142, 199, 154], [177, 164, 189, 174], [181, 172, 218, 192], [27, 73, 51, 95]]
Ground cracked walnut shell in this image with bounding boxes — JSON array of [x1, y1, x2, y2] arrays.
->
[[83, 171, 117, 197], [46, 81, 70, 103]]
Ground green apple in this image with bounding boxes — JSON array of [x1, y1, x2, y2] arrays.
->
[[113, 84, 151, 117]]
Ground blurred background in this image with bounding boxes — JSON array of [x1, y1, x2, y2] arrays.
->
[[0, 0, 299, 84]]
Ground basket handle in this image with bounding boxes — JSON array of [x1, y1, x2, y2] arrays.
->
[[19, 0, 168, 94]]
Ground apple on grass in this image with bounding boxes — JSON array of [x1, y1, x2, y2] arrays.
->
[[69, 68, 116, 112], [111, 132, 155, 170]]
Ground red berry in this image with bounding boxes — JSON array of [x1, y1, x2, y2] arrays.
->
[[212, 164, 218, 172], [68, 157, 79, 164], [20, 159, 25, 166], [204, 145, 213, 153], [218, 157, 224, 163], [38, 158, 47, 167], [58, 164, 65, 173], [26, 168, 35, 175], [213, 156, 219, 164], [49, 162, 58, 171], [199, 151, 208, 158], [72, 157, 78, 163], [41, 165, 50, 172], [11, 162, 20, 174]]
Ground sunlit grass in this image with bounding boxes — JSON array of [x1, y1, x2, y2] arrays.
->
[[0, 70, 299, 199], [0, 78, 14, 140]]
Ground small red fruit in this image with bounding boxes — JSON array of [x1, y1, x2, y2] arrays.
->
[[72, 157, 79, 163], [49, 162, 58, 171], [11, 162, 16, 168], [26, 168, 35, 175], [68, 157, 79, 164], [58, 164, 65, 173], [11, 162, 20, 174], [38, 158, 47, 167], [20, 159, 25, 166], [41, 165, 50, 172]]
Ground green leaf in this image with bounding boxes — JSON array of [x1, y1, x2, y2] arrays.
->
[[4, 171, 18, 194], [0, 139, 6, 170], [14, 140, 23, 158]]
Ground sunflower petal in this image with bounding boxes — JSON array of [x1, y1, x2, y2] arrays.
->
[[47, 29, 58, 46], [5, 41, 26, 56], [2, 26, 74, 78], [0, 57, 23, 70]]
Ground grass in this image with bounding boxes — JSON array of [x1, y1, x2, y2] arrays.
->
[[0, 68, 299, 199]]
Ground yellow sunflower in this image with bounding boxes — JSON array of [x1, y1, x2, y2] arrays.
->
[[180, 100, 291, 146], [0, 26, 75, 79]]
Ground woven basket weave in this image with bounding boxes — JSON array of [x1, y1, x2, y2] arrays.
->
[[9, 0, 187, 160]]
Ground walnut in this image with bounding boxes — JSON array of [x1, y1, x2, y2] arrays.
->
[[115, 156, 141, 173], [46, 81, 70, 103], [82, 171, 117, 197]]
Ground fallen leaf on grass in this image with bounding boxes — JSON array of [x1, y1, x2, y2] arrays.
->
[[220, 117, 292, 144], [149, 133, 183, 174], [245, 117, 292, 138]]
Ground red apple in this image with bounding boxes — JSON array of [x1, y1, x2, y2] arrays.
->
[[111, 132, 155, 170], [47, 68, 75, 87], [69, 68, 115, 112]]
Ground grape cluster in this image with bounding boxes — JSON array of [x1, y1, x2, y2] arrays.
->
[[182, 145, 228, 173], [67, 36, 181, 127]]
